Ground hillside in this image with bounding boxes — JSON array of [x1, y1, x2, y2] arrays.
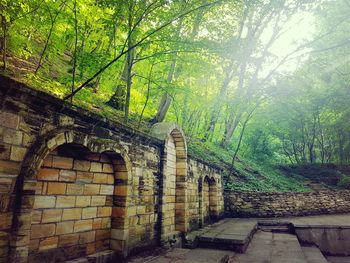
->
[[1, 71, 315, 193]]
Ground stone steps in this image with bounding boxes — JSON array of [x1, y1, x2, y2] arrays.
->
[[228, 231, 308, 263], [194, 219, 258, 253]]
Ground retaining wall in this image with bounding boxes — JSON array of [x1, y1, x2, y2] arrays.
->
[[225, 190, 350, 217]]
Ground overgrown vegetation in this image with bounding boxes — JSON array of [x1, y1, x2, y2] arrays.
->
[[1, 0, 350, 192]]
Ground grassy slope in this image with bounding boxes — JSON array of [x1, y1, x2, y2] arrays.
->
[[188, 140, 311, 192], [3, 68, 314, 192]]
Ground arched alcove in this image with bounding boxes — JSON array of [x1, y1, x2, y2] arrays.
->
[[202, 176, 218, 224], [10, 130, 132, 262], [150, 123, 188, 241]]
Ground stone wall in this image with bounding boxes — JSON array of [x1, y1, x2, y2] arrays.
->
[[225, 190, 350, 217], [0, 76, 224, 262]]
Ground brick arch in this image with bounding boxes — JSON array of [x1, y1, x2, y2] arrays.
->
[[208, 177, 219, 221], [150, 123, 188, 242], [10, 129, 132, 262], [202, 176, 218, 224]]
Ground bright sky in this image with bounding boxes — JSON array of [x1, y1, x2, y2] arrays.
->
[[261, 11, 316, 78]]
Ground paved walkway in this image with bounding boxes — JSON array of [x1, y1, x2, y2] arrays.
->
[[126, 248, 234, 263], [280, 213, 350, 227], [228, 231, 307, 263], [125, 214, 350, 263]]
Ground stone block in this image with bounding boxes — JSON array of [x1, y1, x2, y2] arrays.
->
[[0, 177, 14, 194], [38, 236, 58, 251], [59, 233, 79, 247], [10, 146, 27, 161], [92, 173, 108, 184], [31, 210, 42, 224], [96, 229, 110, 241], [110, 239, 124, 253], [56, 221, 74, 235], [86, 242, 96, 255], [66, 184, 84, 195], [47, 182, 67, 195], [79, 230, 95, 244], [73, 160, 91, 171], [97, 207, 112, 217], [76, 196, 91, 207], [29, 238, 39, 252], [91, 196, 106, 206], [112, 207, 127, 218], [74, 219, 93, 233], [59, 170, 76, 182], [115, 171, 128, 180], [0, 160, 20, 174], [3, 129, 22, 145], [100, 185, 113, 195], [42, 209, 62, 223], [107, 174, 114, 185], [82, 207, 97, 219], [0, 112, 19, 129], [33, 196, 56, 209], [114, 185, 128, 196], [84, 184, 100, 195], [101, 218, 111, 229], [52, 156, 73, 169], [76, 171, 93, 183], [56, 196, 76, 208], [0, 143, 10, 160], [62, 208, 82, 221], [90, 162, 102, 172], [102, 163, 113, 173], [92, 218, 102, 230], [42, 155, 53, 167], [31, 224, 56, 239], [111, 229, 127, 241], [37, 168, 59, 181], [85, 153, 100, 161]]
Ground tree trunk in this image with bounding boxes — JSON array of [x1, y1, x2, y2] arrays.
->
[[107, 56, 129, 111], [1, 15, 7, 70], [151, 57, 177, 124], [35, 20, 54, 74], [204, 67, 234, 140], [221, 111, 242, 147], [71, 0, 78, 102]]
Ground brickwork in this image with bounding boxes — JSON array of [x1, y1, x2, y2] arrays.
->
[[28, 149, 115, 260], [225, 190, 350, 217], [0, 76, 225, 262], [187, 159, 224, 229]]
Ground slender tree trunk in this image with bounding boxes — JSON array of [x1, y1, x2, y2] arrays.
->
[[221, 111, 243, 147], [123, 5, 136, 123], [1, 15, 7, 70], [204, 67, 234, 140], [231, 107, 256, 166], [35, 2, 66, 74], [35, 22, 53, 73], [138, 60, 155, 128], [151, 56, 177, 124], [71, 0, 78, 102], [107, 57, 128, 110]]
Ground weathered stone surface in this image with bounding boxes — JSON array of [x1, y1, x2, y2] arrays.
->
[[224, 190, 350, 217], [0, 76, 226, 262]]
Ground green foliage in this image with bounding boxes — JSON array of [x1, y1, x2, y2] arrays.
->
[[338, 176, 350, 189], [1, 0, 349, 192]]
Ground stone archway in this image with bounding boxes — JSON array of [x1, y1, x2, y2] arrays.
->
[[150, 123, 188, 242], [208, 177, 219, 221], [10, 130, 132, 262], [202, 176, 219, 224]]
